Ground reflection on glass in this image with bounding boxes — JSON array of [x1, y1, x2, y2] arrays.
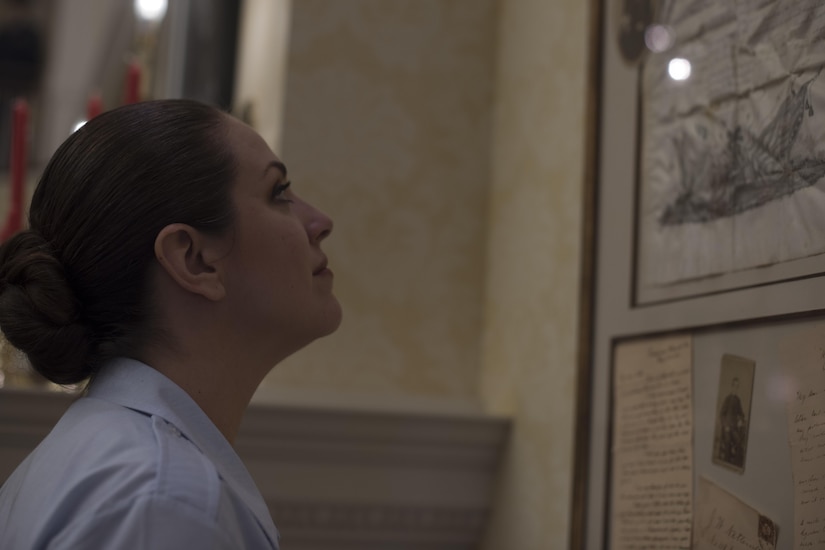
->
[[668, 57, 691, 81], [645, 24, 674, 53]]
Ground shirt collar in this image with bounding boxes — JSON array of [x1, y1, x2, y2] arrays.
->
[[86, 357, 278, 546]]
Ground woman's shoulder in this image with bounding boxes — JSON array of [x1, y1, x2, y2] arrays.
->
[[55, 396, 222, 511], [0, 396, 225, 547], [4, 395, 215, 498]]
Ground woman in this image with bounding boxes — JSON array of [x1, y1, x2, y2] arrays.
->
[[0, 99, 342, 549]]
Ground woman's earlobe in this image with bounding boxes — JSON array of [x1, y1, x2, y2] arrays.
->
[[154, 224, 226, 301]]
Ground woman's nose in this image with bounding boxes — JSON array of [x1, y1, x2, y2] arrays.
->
[[304, 202, 333, 243]]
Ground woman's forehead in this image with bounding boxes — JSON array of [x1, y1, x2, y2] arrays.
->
[[224, 115, 282, 175]]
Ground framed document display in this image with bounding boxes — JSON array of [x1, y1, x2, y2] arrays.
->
[[571, 0, 825, 548]]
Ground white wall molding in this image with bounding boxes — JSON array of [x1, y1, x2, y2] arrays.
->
[[268, 500, 487, 549]]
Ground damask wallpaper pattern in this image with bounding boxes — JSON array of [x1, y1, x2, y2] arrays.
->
[[255, 0, 497, 409], [245, 1, 590, 547]]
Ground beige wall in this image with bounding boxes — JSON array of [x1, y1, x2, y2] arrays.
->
[[479, 0, 590, 547], [241, 0, 592, 547], [251, 0, 497, 415]]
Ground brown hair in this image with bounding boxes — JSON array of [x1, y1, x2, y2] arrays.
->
[[0, 99, 237, 384]]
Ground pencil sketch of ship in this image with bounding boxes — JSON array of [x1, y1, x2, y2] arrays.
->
[[659, 70, 825, 226]]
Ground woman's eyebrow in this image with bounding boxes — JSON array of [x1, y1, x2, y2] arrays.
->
[[264, 160, 288, 178]]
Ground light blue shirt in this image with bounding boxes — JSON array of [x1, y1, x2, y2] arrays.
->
[[0, 358, 280, 549]]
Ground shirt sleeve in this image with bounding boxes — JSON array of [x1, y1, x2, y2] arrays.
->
[[46, 492, 237, 550]]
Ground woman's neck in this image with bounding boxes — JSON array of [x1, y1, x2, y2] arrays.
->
[[140, 347, 271, 444]]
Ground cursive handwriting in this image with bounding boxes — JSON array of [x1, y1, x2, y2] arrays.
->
[[787, 376, 825, 549], [612, 337, 693, 549]]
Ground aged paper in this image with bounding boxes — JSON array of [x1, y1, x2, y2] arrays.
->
[[693, 477, 778, 550], [610, 335, 693, 549], [779, 324, 825, 550], [637, 0, 825, 296]]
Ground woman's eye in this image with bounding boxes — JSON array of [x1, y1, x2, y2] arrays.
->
[[271, 181, 293, 203]]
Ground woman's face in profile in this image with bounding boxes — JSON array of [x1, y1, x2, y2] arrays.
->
[[215, 116, 342, 356]]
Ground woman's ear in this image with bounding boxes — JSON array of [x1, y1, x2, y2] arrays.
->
[[154, 224, 227, 301]]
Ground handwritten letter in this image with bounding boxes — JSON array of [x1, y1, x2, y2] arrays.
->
[[693, 477, 778, 550], [610, 335, 693, 549], [780, 325, 825, 549]]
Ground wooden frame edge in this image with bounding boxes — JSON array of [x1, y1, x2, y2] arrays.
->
[[569, 0, 605, 547]]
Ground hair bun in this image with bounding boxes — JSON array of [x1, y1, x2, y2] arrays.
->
[[0, 230, 94, 384]]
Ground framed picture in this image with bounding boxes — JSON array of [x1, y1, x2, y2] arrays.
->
[[634, 1, 825, 305], [711, 354, 755, 474], [571, 0, 825, 548]]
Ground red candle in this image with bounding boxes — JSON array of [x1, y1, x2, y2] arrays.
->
[[2, 99, 28, 241], [87, 92, 103, 120], [124, 61, 141, 104]]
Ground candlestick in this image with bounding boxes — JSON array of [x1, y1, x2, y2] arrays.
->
[[87, 93, 103, 120], [1, 99, 28, 241], [124, 60, 141, 104]]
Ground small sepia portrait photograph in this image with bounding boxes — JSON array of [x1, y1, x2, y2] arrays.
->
[[712, 354, 756, 473]]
